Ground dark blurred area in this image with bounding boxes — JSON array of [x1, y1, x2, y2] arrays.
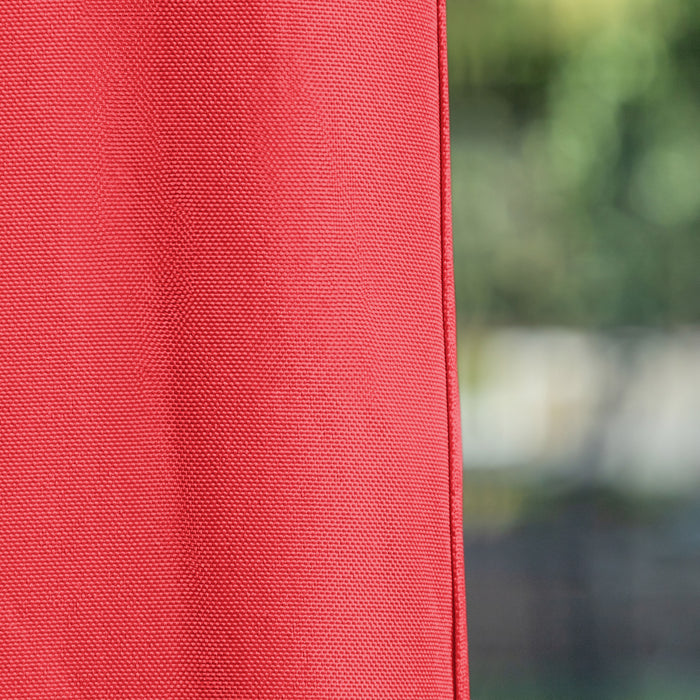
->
[[447, 1, 700, 697]]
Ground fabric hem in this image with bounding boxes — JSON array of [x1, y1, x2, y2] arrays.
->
[[437, 1, 470, 698]]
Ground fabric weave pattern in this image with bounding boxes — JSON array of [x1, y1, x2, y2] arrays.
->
[[0, 1, 468, 697]]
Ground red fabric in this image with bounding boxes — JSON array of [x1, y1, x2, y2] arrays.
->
[[0, 1, 468, 697]]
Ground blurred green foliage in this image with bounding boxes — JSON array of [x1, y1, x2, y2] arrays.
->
[[447, 0, 700, 328]]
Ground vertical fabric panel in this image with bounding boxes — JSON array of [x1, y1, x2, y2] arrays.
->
[[0, 1, 468, 697]]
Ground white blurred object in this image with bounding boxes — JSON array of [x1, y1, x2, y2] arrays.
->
[[460, 328, 700, 492]]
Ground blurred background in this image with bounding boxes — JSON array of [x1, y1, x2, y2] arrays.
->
[[446, 1, 700, 697]]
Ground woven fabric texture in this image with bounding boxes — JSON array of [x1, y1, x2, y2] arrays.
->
[[0, 1, 468, 697]]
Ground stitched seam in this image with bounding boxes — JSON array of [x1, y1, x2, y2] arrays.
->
[[436, 1, 469, 698]]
